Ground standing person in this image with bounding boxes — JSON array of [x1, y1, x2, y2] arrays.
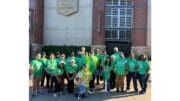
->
[[94, 49, 102, 85], [56, 52, 61, 63], [86, 52, 97, 92], [66, 52, 76, 64], [57, 60, 65, 95], [40, 52, 48, 88], [81, 47, 86, 57], [66, 59, 77, 94], [75, 64, 92, 100], [30, 52, 43, 95], [126, 52, 138, 92], [114, 52, 127, 92], [76, 51, 86, 72], [46, 53, 59, 97], [102, 56, 111, 93], [137, 54, 150, 94], [112, 47, 121, 60], [110, 55, 116, 89]]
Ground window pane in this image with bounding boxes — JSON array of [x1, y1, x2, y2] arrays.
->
[[105, 16, 111, 27], [106, 0, 112, 5], [113, 0, 118, 5], [105, 30, 112, 38], [127, 0, 132, 6], [106, 8, 111, 15], [120, 17, 125, 27], [120, 0, 126, 5], [126, 9, 132, 15], [112, 8, 118, 15], [112, 30, 118, 38], [119, 30, 126, 39], [120, 9, 125, 15], [126, 30, 131, 39], [112, 16, 118, 27], [126, 17, 132, 27]]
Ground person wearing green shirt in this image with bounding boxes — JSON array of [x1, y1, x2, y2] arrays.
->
[[66, 52, 77, 69], [86, 52, 97, 92], [40, 52, 48, 88], [76, 51, 86, 71], [114, 52, 127, 92], [126, 52, 138, 92], [66, 59, 77, 94], [94, 49, 103, 85], [75, 64, 92, 99], [102, 56, 111, 93], [112, 47, 122, 61], [55, 51, 61, 63], [110, 55, 116, 89], [137, 54, 150, 94], [46, 53, 59, 97], [30, 52, 43, 95], [57, 60, 65, 94]]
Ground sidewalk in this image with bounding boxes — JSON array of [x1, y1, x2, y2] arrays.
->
[[29, 80, 151, 101]]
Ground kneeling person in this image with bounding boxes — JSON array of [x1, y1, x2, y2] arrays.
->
[[75, 64, 92, 99]]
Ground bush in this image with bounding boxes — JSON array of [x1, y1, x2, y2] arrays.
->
[[42, 46, 91, 57]]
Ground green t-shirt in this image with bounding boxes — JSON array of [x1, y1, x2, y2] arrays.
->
[[127, 58, 137, 72], [95, 54, 102, 66], [112, 52, 120, 61], [46, 59, 58, 76], [31, 59, 43, 76], [110, 60, 115, 71], [41, 57, 48, 67], [66, 64, 77, 74], [77, 69, 92, 88], [66, 56, 76, 65], [86, 56, 96, 73], [137, 60, 150, 75], [76, 56, 86, 71], [57, 66, 65, 75], [103, 65, 111, 79], [114, 58, 127, 75], [101, 54, 109, 67], [55, 57, 61, 64]]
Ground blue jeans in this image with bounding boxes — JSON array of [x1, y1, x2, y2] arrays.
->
[[137, 73, 149, 92], [104, 79, 110, 92]]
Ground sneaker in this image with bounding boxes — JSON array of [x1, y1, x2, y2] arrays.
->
[[77, 96, 81, 100], [53, 93, 58, 97], [126, 89, 130, 92], [116, 89, 120, 92], [139, 91, 145, 94], [57, 92, 62, 96], [134, 90, 138, 93]]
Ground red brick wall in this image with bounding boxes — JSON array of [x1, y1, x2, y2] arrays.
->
[[132, 0, 148, 46], [29, 0, 44, 44], [92, 0, 106, 45]]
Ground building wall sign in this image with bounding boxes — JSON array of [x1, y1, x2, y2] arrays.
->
[[57, 0, 78, 16]]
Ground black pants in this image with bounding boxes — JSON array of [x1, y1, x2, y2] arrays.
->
[[40, 72, 51, 90], [126, 72, 138, 91], [96, 66, 103, 84], [110, 71, 116, 89], [137, 73, 149, 92], [51, 76, 60, 93], [57, 75, 64, 91], [67, 73, 74, 94], [40, 69, 47, 87], [89, 73, 95, 90]]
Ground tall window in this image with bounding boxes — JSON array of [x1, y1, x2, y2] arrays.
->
[[105, 0, 133, 41]]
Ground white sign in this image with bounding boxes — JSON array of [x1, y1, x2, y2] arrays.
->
[[57, 0, 78, 16]]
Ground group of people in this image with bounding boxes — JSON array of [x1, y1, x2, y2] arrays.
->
[[29, 47, 150, 99]]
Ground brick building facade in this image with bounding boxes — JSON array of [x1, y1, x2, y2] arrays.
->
[[29, 0, 151, 58]]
